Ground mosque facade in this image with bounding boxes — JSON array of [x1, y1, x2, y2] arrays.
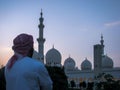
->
[[32, 11, 120, 87]]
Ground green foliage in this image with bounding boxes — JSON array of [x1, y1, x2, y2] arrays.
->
[[96, 73, 120, 90], [46, 66, 68, 90]]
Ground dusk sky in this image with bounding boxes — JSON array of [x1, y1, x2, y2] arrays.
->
[[0, 0, 120, 69]]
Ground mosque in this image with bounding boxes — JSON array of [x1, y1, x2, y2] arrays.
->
[[32, 11, 120, 87]]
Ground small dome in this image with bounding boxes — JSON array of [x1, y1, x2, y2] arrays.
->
[[45, 47, 62, 66], [64, 56, 76, 70], [102, 55, 113, 69], [81, 58, 92, 70]]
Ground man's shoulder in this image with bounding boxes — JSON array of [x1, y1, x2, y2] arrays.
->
[[24, 57, 44, 66]]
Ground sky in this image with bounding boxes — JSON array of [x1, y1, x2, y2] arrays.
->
[[0, 0, 120, 69]]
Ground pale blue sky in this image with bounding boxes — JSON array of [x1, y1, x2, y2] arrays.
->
[[0, 0, 120, 68]]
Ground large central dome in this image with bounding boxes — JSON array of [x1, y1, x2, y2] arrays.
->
[[45, 47, 62, 66]]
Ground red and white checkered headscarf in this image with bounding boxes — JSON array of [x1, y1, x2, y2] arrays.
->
[[7, 33, 34, 69]]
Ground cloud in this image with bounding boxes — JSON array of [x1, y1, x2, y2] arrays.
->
[[104, 21, 120, 27]]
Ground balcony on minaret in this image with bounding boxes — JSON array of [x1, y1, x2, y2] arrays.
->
[[38, 24, 44, 28]]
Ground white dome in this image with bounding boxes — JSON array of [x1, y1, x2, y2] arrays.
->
[[45, 47, 62, 66], [102, 55, 113, 69], [81, 58, 92, 70], [64, 56, 76, 70]]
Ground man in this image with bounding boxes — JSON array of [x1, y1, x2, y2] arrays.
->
[[5, 33, 52, 90]]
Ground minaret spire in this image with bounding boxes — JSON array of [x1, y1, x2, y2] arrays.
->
[[100, 34, 104, 55], [41, 9, 43, 17], [37, 9, 45, 63]]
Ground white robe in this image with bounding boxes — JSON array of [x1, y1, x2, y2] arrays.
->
[[5, 57, 52, 90]]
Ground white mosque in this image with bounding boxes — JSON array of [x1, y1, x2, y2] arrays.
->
[[32, 11, 120, 87]]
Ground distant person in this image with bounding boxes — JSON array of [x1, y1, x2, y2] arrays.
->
[[5, 33, 52, 90]]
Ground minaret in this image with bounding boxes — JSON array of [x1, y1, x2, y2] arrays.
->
[[100, 34, 104, 55], [37, 9, 45, 63], [94, 44, 102, 77], [94, 35, 104, 77]]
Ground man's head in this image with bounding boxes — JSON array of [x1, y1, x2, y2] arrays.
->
[[12, 33, 34, 57], [7, 33, 34, 69]]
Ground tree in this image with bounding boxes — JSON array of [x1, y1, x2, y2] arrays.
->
[[46, 66, 68, 90], [96, 73, 120, 90]]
